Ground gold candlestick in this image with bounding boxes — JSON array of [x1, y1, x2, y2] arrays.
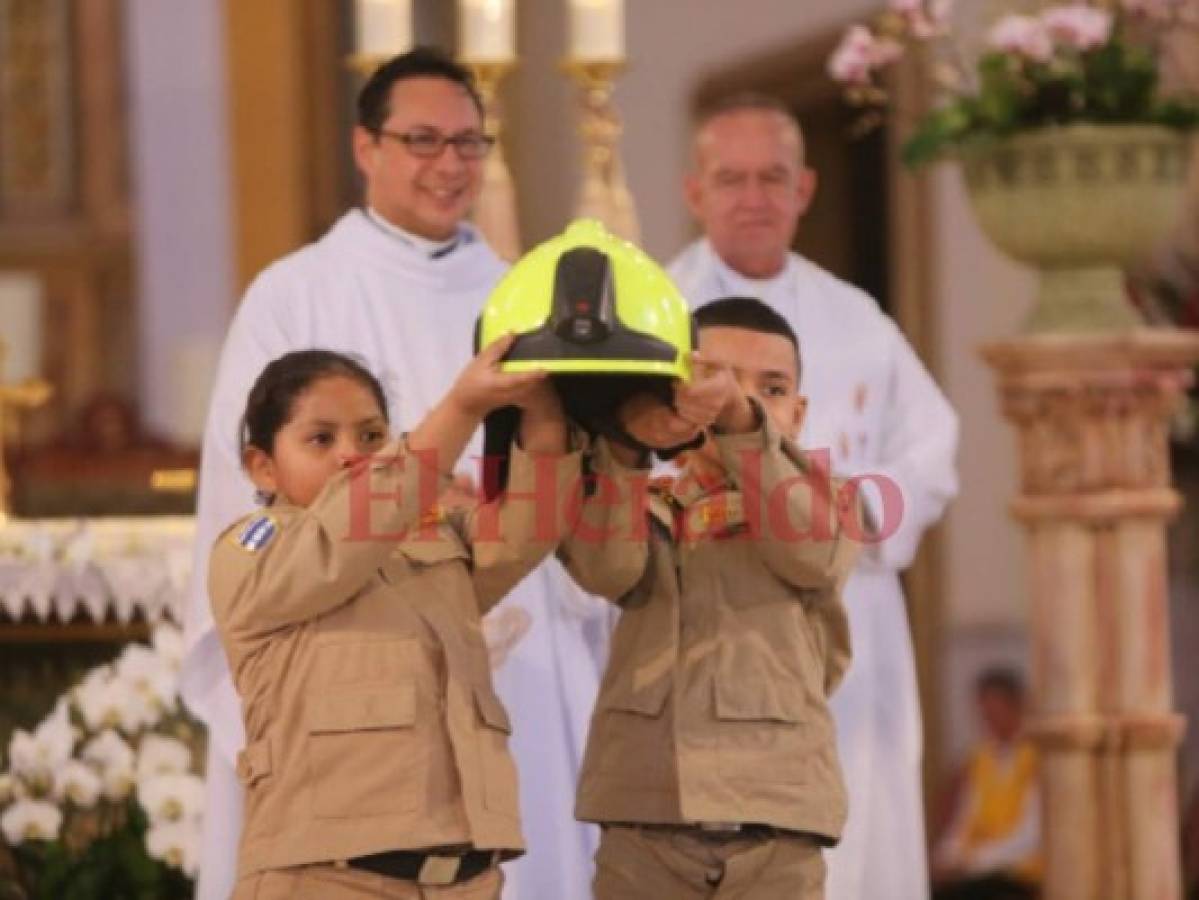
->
[[562, 59, 640, 243], [0, 339, 53, 519], [346, 53, 390, 78], [463, 60, 522, 262]]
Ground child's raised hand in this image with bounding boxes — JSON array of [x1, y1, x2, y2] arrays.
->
[[672, 353, 734, 429], [618, 393, 702, 450], [450, 333, 550, 417], [674, 353, 756, 434]]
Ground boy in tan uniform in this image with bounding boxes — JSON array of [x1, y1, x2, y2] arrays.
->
[[209, 341, 577, 899], [559, 297, 861, 899]]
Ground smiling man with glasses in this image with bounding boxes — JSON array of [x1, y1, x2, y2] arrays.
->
[[182, 47, 606, 900]]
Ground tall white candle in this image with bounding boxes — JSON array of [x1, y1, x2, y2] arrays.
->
[[0, 272, 43, 384], [569, 0, 624, 61], [460, 0, 515, 62], [356, 0, 413, 57]]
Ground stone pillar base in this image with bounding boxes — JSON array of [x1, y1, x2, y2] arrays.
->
[[983, 329, 1199, 900]]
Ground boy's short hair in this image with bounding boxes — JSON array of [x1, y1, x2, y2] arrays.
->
[[693, 296, 802, 380]]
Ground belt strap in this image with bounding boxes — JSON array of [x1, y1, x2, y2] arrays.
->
[[345, 848, 499, 886]]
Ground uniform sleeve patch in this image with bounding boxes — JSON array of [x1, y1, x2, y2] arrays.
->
[[235, 515, 277, 553]]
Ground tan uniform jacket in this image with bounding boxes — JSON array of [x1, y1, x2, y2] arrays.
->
[[559, 413, 859, 841], [209, 439, 581, 878]]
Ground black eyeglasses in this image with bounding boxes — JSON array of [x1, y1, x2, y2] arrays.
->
[[373, 127, 496, 160]]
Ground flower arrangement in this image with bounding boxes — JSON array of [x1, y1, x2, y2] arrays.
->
[[828, 0, 1199, 165], [0, 625, 203, 899]]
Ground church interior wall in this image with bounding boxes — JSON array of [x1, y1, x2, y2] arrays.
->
[[123, 0, 235, 445]]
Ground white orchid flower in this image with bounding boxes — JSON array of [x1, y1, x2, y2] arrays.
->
[[8, 703, 75, 794], [137, 772, 205, 824], [136, 735, 192, 781], [115, 644, 178, 715], [81, 730, 137, 801], [1, 799, 63, 844], [145, 820, 201, 878], [75, 670, 156, 735], [51, 760, 102, 808]]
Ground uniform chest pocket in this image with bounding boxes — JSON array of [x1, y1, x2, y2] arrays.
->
[[306, 683, 427, 819]]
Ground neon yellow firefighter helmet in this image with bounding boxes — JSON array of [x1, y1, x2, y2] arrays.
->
[[477, 219, 694, 380]]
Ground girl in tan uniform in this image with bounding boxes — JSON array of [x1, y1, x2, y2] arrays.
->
[[209, 340, 578, 899]]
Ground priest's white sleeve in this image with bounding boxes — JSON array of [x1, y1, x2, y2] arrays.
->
[[855, 324, 959, 573]]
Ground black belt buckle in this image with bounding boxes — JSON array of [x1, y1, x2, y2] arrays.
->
[[345, 848, 496, 886]]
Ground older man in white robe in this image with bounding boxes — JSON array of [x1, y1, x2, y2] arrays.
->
[[669, 94, 960, 900], [181, 48, 604, 900]]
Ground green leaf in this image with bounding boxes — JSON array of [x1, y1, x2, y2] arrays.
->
[[901, 103, 974, 167]]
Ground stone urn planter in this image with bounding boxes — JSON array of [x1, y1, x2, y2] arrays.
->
[[960, 124, 1192, 333]]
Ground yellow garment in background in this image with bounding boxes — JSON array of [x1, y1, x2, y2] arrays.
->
[[962, 741, 1042, 882]]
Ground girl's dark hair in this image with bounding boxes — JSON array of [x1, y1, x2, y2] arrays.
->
[[240, 350, 388, 454]]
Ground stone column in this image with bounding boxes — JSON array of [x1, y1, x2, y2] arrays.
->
[[982, 330, 1199, 900]]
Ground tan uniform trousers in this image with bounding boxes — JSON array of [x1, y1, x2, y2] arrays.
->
[[234, 863, 502, 900], [593, 825, 826, 900]]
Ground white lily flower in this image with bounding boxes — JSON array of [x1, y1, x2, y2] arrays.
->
[[0, 773, 15, 805], [137, 772, 205, 824], [136, 735, 192, 781], [0, 799, 63, 844], [145, 820, 201, 877], [52, 760, 102, 808]]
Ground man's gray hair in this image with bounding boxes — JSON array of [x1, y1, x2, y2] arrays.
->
[[691, 91, 806, 164], [694, 91, 800, 131]]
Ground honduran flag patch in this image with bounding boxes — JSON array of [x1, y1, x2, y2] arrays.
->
[[236, 515, 277, 552]]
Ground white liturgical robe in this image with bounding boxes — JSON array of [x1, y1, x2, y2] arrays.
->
[[669, 238, 960, 900], [181, 209, 606, 900]]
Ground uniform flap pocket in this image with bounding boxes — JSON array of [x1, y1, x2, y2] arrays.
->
[[714, 677, 805, 724], [309, 683, 416, 734], [604, 673, 671, 718], [473, 686, 513, 734], [396, 533, 470, 566], [235, 738, 272, 786]]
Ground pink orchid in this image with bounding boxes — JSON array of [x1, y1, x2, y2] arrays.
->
[[829, 26, 904, 85], [1041, 5, 1113, 51], [987, 14, 1054, 63]]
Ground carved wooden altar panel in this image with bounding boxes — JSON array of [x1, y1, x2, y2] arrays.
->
[[0, 0, 133, 440]]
